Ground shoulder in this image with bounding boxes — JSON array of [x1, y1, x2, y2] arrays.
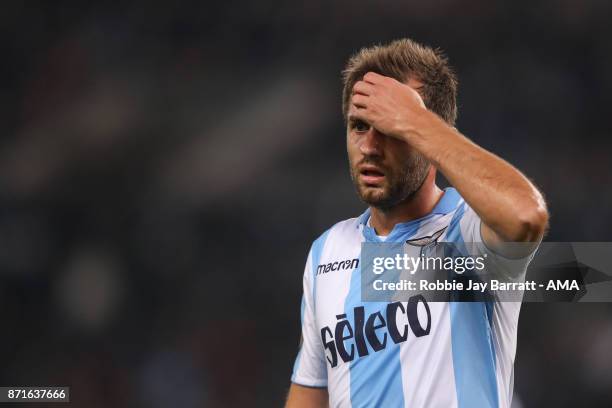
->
[[443, 189, 479, 226], [309, 215, 363, 253]]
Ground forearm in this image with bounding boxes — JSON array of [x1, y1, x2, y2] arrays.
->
[[406, 111, 548, 243], [285, 383, 329, 408]]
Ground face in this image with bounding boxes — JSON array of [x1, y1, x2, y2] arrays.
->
[[346, 78, 430, 210]]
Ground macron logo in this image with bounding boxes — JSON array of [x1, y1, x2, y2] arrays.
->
[[317, 258, 359, 276]]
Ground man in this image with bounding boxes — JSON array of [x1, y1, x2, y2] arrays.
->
[[285, 38, 548, 408]]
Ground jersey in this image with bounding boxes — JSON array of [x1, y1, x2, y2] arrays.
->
[[290, 187, 535, 408]]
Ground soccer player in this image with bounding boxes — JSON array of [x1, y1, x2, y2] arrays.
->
[[285, 38, 548, 408]]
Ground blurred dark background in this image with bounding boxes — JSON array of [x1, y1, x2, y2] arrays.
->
[[1, 1, 611, 407]]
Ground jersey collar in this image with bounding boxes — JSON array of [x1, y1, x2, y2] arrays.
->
[[357, 187, 461, 241]]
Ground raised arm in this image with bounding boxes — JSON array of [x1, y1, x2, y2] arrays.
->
[[350, 71, 549, 256]]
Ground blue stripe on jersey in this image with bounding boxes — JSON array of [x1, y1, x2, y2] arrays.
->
[[291, 349, 302, 383], [292, 229, 330, 382], [433, 187, 462, 214], [291, 295, 307, 380], [446, 203, 499, 408], [343, 220, 422, 407], [311, 229, 331, 313]]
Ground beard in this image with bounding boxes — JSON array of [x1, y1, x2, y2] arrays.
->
[[349, 151, 430, 211]]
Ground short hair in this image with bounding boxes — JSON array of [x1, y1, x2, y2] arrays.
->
[[342, 38, 458, 125]]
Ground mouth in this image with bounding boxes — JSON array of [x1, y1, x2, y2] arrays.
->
[[359, 165, 386, 186]]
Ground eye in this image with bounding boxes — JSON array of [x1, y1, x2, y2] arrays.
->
[[351, 120, 370, 133]]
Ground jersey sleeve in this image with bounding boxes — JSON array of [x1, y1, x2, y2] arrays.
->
[[290, 249, 328, 387], [458, 204, 538, 281]]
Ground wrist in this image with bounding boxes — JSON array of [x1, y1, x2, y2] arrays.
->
[[403, 110, 459, 168], [402, 108, 447, 143]]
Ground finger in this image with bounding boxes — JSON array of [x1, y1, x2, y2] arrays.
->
[[351, 94, 369, 109], [352, 81, 375, 96], [363, 71, 385, 84], [405, 85, 426, 108]]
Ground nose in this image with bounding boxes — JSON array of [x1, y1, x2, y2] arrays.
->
[[360, 127, 384, 157]]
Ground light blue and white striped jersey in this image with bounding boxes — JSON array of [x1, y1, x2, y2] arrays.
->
[[291, 187, 534, 408]]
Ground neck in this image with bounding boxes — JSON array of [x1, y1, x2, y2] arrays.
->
[[369, 171, 443, 236]]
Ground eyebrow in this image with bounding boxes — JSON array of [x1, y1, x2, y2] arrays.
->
[[347, 115, 363, 123]]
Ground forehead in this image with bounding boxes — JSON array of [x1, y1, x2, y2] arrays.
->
[[346, 76, 424, 119]]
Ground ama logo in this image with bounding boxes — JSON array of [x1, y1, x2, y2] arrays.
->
[[321, 295, 431, 367]]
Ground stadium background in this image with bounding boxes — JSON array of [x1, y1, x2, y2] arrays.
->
[[1, 1, 611, 407]]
